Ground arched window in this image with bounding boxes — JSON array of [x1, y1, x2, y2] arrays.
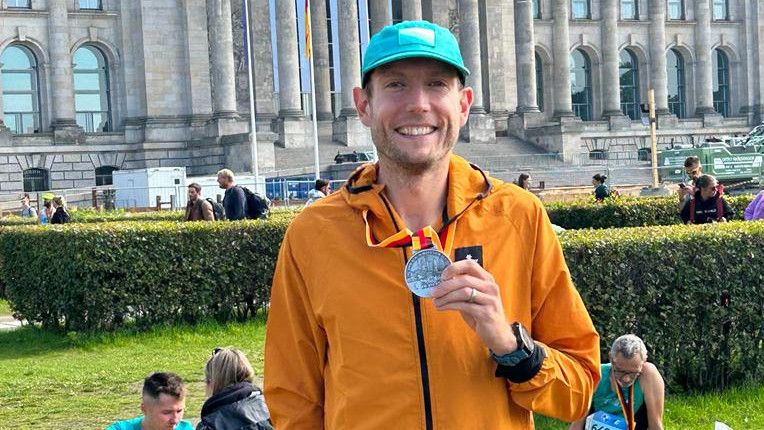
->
[[572, 0, 590, 19], [23, 168, 49, 192], [95, 166, 118, 186], [73, 45, 112, 132], [667, 49, 685, 118], [713, 49, 730, 117], [667, 0, 684, 20], [713, 0, 728, 20], [621, 0, 638, 20], [1, 45, 41, 134], [619, 49, 640, 120], [570, 49, 592, 121], [535, 52, 544, 112]]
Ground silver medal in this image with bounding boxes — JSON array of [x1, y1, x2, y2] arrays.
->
[[404, 248, 451, 298]]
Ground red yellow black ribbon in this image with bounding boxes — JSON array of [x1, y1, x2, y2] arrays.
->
[[362, 209, 457, 255], [615, 383, 635, 430]]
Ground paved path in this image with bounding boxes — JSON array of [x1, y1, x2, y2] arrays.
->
[[0, 315, 22, 331]]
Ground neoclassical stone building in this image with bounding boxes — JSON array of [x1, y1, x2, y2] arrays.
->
[[1, 0, 763, 194]]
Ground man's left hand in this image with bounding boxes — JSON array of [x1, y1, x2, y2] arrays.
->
[[431, 259, 517, 354]]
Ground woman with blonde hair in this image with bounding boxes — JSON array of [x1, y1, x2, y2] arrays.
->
[[197, 347, 272, 430]]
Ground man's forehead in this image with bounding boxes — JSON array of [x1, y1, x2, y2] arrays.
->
[[373, 58, 460, 78]]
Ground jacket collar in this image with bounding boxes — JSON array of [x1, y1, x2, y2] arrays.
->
[[200, 381, 257, 418], [341, 154, 493, 226]]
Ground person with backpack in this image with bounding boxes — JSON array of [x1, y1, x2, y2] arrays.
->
[[217, 169, 247, 221], [185, 183, 216, 221], [680, 174, 734, 224]]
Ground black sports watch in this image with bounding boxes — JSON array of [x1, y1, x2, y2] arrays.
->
[[490, 322, 535, 366]]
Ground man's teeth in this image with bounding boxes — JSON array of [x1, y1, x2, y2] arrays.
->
[[398, 126, 435, 136]]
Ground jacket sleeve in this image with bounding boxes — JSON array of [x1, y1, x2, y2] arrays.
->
[[744, 192, 762, 220], [201, 200, 215, 221], [264, 228, 327, 429], [680, 198, 691, 223], [508, 203, 601, 422]]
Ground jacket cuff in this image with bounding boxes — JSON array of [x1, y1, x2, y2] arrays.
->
[[494, 343, 546, 383]]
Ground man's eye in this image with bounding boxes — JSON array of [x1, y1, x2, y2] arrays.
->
[[385, 81, 403, 88], [430, 81, 447, 87]]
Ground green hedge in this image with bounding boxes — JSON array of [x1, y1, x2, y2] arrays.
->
[[3, 212, 763, 391], [2, 219, 289, 331], [0, 207, 299, 226], [562, 221, 764, 391], [546, 194, 754, 229]]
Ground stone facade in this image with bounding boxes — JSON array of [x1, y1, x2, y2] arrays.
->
[[0, 0, 763, 195]]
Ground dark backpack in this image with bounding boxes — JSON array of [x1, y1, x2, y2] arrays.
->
[[241, 186, 270, 219], [205, 198, 226, 221]]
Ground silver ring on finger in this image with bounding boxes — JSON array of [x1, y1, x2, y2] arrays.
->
[[467, 287, 477, 303]]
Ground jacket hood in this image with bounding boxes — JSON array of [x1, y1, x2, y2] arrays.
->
[[340, 154, 494, 225]]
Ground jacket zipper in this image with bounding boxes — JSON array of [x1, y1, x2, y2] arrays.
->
[[379, 195, 434, 430]]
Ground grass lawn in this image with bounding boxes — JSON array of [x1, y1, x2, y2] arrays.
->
[[1, 318, 762, 429], [0, 298, 11, 316], [0, 319, 266, 429]]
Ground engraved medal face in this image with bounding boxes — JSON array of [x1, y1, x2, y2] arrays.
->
[[404, 248, 451, 298]]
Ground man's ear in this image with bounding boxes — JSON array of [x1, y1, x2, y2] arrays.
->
[[353, 87, 373, 127], [140, 401, 147, 415], [459, 86, 474, 127]]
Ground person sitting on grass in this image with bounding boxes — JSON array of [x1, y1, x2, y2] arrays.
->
[[570, 334, 665, 430], [680, 174, 734, 224], [197, 347, 273, 430], [107, 372, 193, 430]]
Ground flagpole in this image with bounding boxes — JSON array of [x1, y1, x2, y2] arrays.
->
[[243, 0, 260, 188], [306, 0, 321, 180]]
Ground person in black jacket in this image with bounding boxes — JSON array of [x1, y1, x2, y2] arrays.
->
[[217, 169, 247, 221], [680, 174, 734, 224], [197, 348, 273, 430], [50, 196, 70, 224]]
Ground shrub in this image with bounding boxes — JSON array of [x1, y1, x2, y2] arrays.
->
[[560, 221, 764, 391], [1, 219, 290, 331], [547, 194, 754, 229]]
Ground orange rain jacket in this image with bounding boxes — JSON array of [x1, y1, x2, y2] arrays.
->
[[265, 155, 601, 429]]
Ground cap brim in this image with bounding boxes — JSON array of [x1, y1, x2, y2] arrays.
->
[[362, 50, 470, 83]]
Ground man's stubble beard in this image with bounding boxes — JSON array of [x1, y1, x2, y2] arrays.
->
[[370, 123, 458, 175]]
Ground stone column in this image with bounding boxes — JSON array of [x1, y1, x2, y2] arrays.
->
[[648, 0, 670, 115], [402, 0, 423, 21], [515, 0, 539, 112], [48, 0, 80, 139], [275, 0, 310, 147], [207, 0, 238, 118], [369, 0, 392, 35], [601, 0, 622, 116], [333, 0, 369, 146], [458, 0, 495, 143], [251, 0, 277, 124], [694, 0, 716, 116], [310, 0, 333, 122], [0, 64, 5, 128], [552, 0, 574, 118]]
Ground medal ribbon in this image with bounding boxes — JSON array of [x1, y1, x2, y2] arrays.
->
[[615, 383, 635, 430], [362, 209, 457, 255]]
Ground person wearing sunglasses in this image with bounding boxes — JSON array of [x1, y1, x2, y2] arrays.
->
[[196, 347, 272, 430], [678, 156, 703, 212], [570, 334, 665, 430]]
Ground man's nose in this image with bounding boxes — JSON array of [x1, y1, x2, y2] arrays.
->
[[405, 86, 431, 112]]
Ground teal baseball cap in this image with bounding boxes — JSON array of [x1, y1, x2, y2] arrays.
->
[[361, 20, 470, 86]]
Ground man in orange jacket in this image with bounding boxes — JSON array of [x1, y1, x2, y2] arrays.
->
[[264, 20, 600, 429]]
